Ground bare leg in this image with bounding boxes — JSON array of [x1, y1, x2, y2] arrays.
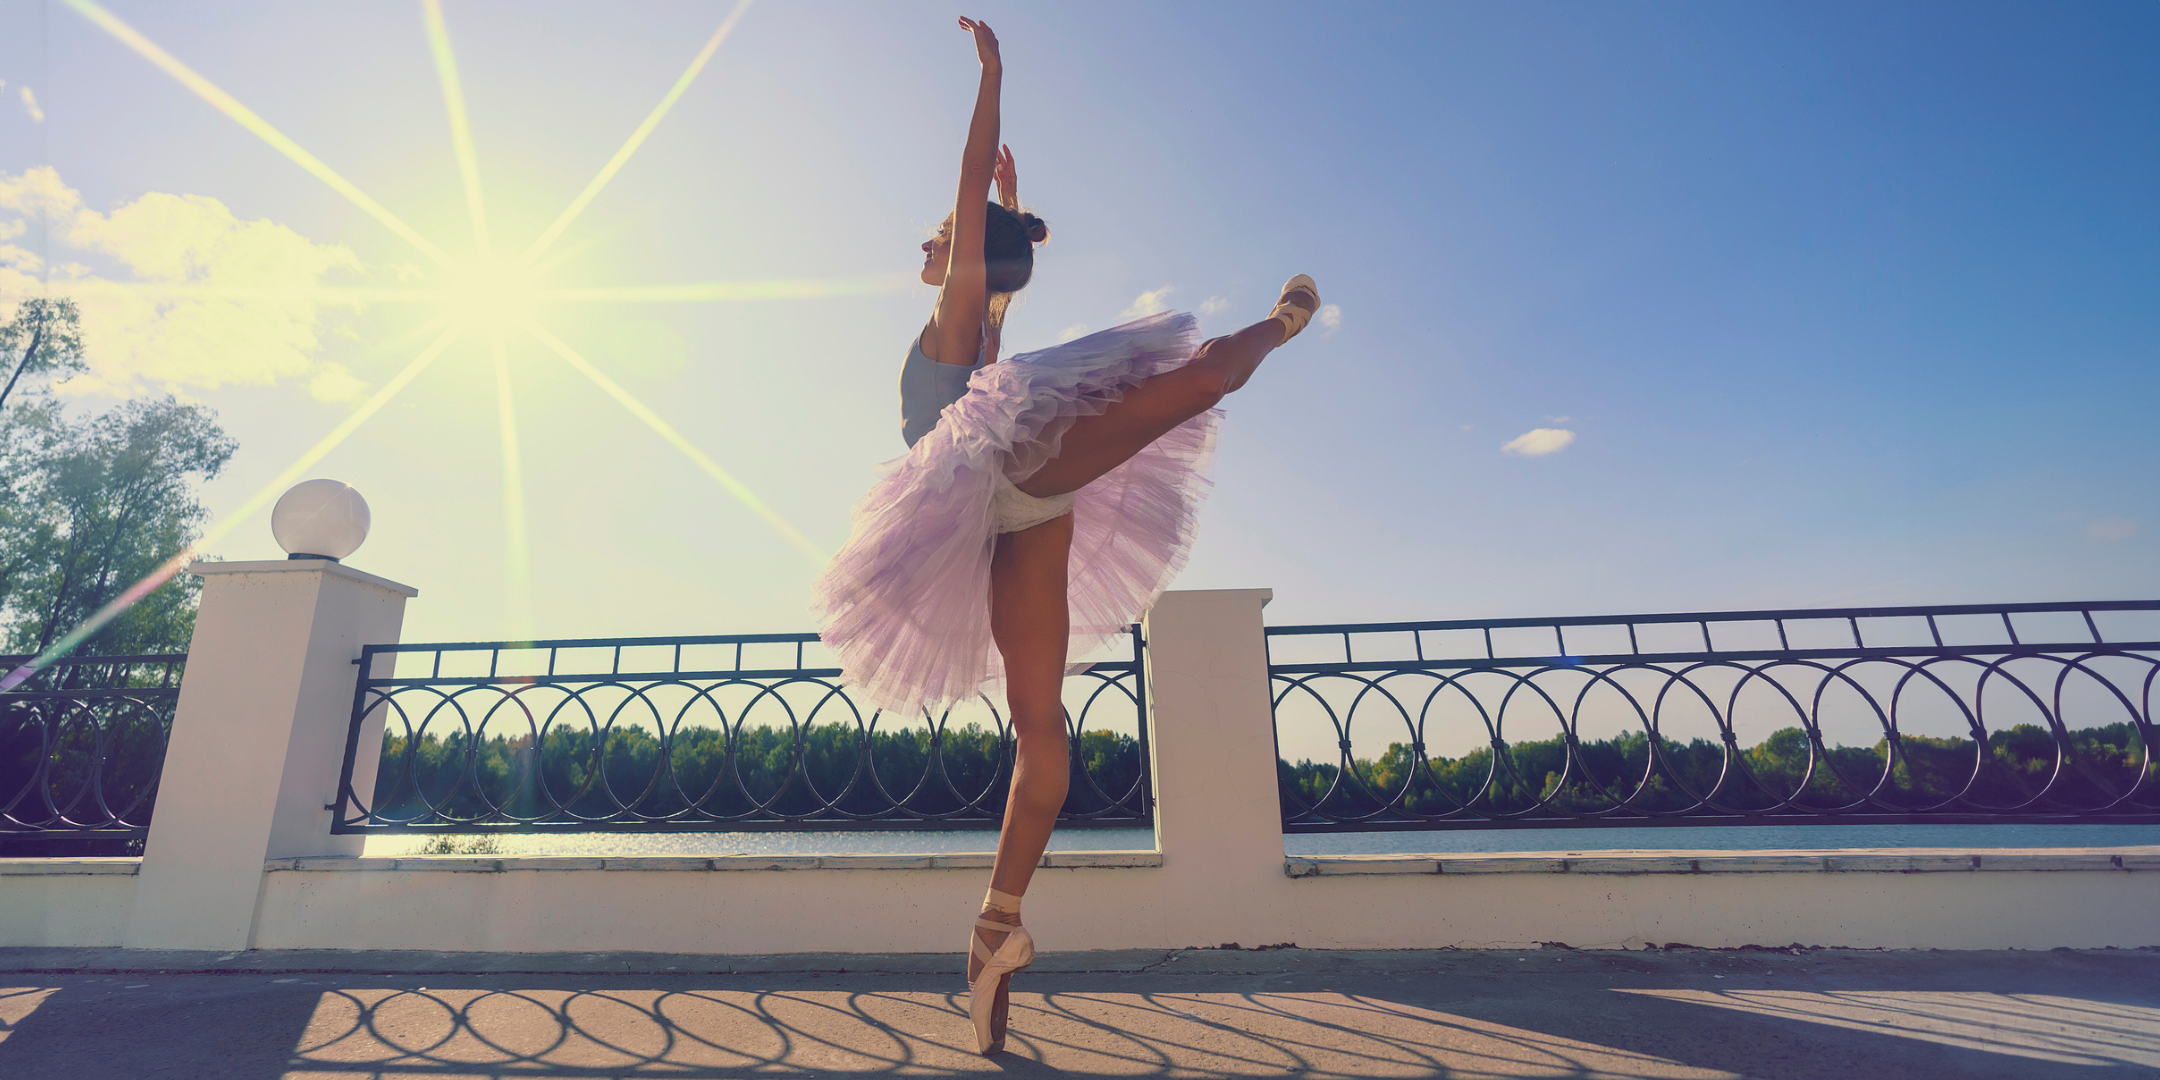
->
[[1017, 293, 1314, 499], [969, 287, 1314, 980], [971, 511, 1074, 980]]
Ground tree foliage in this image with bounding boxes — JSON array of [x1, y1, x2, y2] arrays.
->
[[0, 396, 234, 658], [370, 720, 1146, 826], [0, 299, 86, 416], [1281, 722, 2154, 821], [0, 298, 235, 659], [0, 299, 233, 855]]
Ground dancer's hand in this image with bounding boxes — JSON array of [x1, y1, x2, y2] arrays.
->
[[958, 17, 1001, 75], [994, 144, 1019, 210]]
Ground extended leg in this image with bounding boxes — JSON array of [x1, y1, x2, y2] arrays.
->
[[971, 511, 1074, 982], [1017, 282, 1317, 498]]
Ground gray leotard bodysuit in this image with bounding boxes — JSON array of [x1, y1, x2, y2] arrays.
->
[[898, 332, 986, 448]]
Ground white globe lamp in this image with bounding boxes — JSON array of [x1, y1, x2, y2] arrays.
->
[[271, 479, 371, 562]]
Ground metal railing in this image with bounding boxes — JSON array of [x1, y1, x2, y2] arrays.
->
[[0, 654, 187, 841], [333, 629, 1151, 834], [1268, 601, 2160, 831]]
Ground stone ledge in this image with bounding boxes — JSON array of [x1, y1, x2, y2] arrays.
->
[[0, 857, 142, 876], [1285, 847, 2160, 878], [271, 850, 1163, 873]]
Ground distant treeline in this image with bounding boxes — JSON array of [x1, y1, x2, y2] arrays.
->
[[369, 722, 1146, 824], [1279, 723, 2155, 820]]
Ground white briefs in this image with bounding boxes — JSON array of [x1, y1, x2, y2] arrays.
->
[[991, 472, 1076, 534]]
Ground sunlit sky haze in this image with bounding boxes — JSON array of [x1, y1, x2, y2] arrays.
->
[[0, 0, 2153, 648]]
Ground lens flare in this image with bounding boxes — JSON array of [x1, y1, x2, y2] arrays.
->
[[523, 0, 756, 263], [63, 0, 450, 265], [537, 274, 913, 304], [442, 254, 542, 333], [0, 327, 462, 691], [19, 0, 843, 691], [527, 322, 826, 564], [423, 0, 490, 253], [491, 336, 534, 640]]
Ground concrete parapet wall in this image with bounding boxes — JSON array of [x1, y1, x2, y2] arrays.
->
[[230, 846, 2160, 954], [0, 859, 138, 948], [9, 846, 2156, 953], [1278, 848, 2160, 950], [6, 586, 2153, 955]]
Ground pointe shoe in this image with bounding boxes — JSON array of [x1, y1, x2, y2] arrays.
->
[[1268, 274, 1321, 343], [968, 887, 1035, 1054]]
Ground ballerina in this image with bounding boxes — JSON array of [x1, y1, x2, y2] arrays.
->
[[812, 16, 1319, 1055]]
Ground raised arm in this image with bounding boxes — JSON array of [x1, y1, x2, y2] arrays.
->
[[994, 144, 1019, 212], [925, 17, 1003, 367]]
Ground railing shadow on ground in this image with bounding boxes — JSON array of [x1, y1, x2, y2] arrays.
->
[[4, 960, 2158, 1080]]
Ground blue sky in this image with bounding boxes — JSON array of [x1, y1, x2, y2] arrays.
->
[[0, 0, 2152, 646]]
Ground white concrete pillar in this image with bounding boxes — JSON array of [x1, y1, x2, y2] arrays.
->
[[124, 560, 415, 951], [1142, 589, 1290, 947]]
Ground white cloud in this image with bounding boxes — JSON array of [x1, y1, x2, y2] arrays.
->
[[18, 87, 41, 124], [1316, 302, 1342, 333], [308, 363, 369, 403], [1544, 415, 1571, 424], [1501, 428, 1576, 457], [1058, 323, 1088, 343], [2089, 517, 2139, 542], [1198, 295, 1231, 317], [0, 166, 363, 397], [1121, 286, 1174, 320]]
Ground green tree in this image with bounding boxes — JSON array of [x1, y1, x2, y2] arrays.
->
[[1281, 721, 2155, 822], [0, 397, 235, 659], [367, 716, 1147, 827], [0, 299, 86, 416]]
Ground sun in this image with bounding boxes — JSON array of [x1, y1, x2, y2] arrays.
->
[[440, 254, 541, 334], [7, 0, 874, 689]]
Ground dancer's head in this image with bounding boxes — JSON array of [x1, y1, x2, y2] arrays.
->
[[921, 202, 1050, 292]]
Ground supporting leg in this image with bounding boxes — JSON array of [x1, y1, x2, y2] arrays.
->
[[972, 511, 1074, 980]]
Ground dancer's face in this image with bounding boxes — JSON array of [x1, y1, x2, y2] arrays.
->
[[920, 215, 953, 286]]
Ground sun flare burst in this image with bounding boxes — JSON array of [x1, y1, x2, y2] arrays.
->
[[6, 0, 867, 687], [440, 255, 543, 335]]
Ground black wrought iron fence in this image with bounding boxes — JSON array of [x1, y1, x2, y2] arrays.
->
[[1268, 601, 2160, 831], [333, 629, 1151, 833], [0, 654, 187, 848]]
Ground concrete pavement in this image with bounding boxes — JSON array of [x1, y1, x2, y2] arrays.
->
[[1, 946, 2154, 1078]]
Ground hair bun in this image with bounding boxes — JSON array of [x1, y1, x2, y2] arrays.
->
[[1021, 213, 1049, 244]]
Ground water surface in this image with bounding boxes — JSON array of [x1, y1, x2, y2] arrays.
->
[[362, 822, 2160, 857]]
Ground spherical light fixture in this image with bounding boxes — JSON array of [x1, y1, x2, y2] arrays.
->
[[271, 479, 371, 562]]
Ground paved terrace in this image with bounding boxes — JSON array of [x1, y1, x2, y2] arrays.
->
[[2, 946, 2154, 1079]]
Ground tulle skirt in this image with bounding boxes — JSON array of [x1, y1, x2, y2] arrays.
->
[[813, 311, 1219, 716]]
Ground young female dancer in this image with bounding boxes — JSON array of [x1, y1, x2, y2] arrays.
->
[[813, 17, 1319, 1054]]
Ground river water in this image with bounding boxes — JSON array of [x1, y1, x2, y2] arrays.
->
[[362, 822, 2160, 857]]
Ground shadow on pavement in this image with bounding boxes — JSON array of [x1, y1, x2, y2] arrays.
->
[[2, 950, 2157, 1079]]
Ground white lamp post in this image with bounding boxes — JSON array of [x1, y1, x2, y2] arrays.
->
[[270, 479, 371, 562], [131, 477, 414, 951]]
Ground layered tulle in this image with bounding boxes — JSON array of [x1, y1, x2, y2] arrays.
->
[[813, 311, 1219, 716]]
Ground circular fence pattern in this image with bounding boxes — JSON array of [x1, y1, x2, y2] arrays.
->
[[1269, 606, 2160, 831], [0, 655, 184, 841], [335, 631, 1151, 832]]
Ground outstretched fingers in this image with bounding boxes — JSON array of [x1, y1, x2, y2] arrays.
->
[[958, 17, 1002, 69]]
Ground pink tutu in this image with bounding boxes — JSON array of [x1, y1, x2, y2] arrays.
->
[[813, 311, 1220, 716]]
